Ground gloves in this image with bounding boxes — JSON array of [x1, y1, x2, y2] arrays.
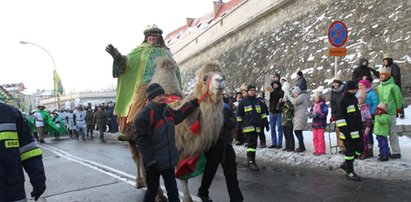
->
[[147, 162, 158, 172], [105, 44, 123, 63], [190, 98, 199, 107], [31, 181, 46, 201], [329, 116, 334, 123], [308, 112, 315, 118], [264, 122, 269, 131]]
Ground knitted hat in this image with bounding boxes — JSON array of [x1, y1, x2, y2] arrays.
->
[[383, 53, 392, 60], [247, 84, 256, 91], [146, 83, 165, 100], [291, 86, 301, 94], [346, 80, 357, 90], [358, 79, 371, 88], [380, 66, 391, 75], [143, 24, 163, 36]]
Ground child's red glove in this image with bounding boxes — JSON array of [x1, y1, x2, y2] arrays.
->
[[329, 116, 334, 123]]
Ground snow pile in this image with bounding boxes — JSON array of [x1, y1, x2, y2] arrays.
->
[[233, 135, 411, 179], [234, 106, 411, 179]]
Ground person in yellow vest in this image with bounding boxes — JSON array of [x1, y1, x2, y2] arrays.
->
[[106, 24, 182, 141]]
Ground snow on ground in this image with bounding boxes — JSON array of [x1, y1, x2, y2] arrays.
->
[[233, 106, 411, 180]]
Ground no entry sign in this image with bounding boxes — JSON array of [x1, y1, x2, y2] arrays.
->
[[328, 21, 348, 47]]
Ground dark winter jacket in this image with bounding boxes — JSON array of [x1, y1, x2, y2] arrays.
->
[[0, 103, 46, 202], [334, 92, 363, 140], [236, 95, 269, 133], [352, 58, 380, 83], [134, 101, 197, 171], [296, 76, 307, 91], [269, 82, 284, 114], [384, 58, 401, 88], [309, 100, 328, 129], [214, 104, 235, 147], [330, 83, 345, 115]]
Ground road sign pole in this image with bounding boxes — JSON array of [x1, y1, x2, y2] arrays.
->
[[335, 56, 338, 77]]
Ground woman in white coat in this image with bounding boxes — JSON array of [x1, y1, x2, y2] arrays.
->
[[289, 86, 310, 152]]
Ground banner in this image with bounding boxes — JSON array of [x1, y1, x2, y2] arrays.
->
[[53, 70, 64, 95]]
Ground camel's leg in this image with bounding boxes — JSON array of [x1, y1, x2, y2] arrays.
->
[[129, 141, 146, 188], [181, 179, 193, 202]]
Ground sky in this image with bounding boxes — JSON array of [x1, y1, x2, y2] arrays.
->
[[0, 0, 220, 93]]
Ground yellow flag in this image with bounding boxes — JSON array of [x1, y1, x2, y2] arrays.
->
[[53, 70, 64, 95]]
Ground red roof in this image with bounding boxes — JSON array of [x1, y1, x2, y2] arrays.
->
[[165, 0, 244, 45]]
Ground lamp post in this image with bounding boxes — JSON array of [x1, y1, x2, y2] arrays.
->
[[20, 41, 61, 110]]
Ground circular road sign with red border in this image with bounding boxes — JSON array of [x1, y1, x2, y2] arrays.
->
[[328, 21, 348, 47]]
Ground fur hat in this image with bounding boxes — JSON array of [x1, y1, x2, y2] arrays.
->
[[377, 102, 388, 112], [146, 83, 165, 100], [356, 90, 367, 100], [358, 79, 371, 88], [346, 80, 357, 90], [143, 24, 163, 36], [291, 86, 301, 94]]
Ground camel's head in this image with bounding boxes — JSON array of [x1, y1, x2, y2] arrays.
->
[[154, 56, 176, 71], [195, 61, 226, 102]]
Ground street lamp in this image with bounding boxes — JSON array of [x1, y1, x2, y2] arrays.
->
[[20, 41, 60, 110]]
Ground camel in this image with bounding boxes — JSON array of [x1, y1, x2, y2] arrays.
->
[[127, 56, 226, 202]]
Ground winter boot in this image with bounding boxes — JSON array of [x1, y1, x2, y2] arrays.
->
[[100, 135, 106, 143], [247, 158, 260, 171], [346, 172, 361, 181], [359, 151, 369, 160], [197, 193, 213, 202], [339, 162, 347, 172], [367, 147, 374, 157], [378, 156, 389, 161]]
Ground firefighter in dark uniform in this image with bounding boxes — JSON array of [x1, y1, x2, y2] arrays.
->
[[0, 102, 46, 201], [236, 85, 269, 171], [334, 80, 363, 181]]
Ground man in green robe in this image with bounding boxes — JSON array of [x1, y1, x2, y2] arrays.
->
[[32, 106, 59, 143], [106, 25, 181, 140]]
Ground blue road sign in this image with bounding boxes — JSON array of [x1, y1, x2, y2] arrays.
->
[[328, 21, 348, 47]]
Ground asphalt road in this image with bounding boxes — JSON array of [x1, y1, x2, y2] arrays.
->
[[24, 135, 411, 202]]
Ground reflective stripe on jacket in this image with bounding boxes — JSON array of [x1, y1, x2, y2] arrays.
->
[[236, 96, 268, 133], [0, 103, 46, 202]]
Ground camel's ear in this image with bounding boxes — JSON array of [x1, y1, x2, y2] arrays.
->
[[197, 61, 224, 79]]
